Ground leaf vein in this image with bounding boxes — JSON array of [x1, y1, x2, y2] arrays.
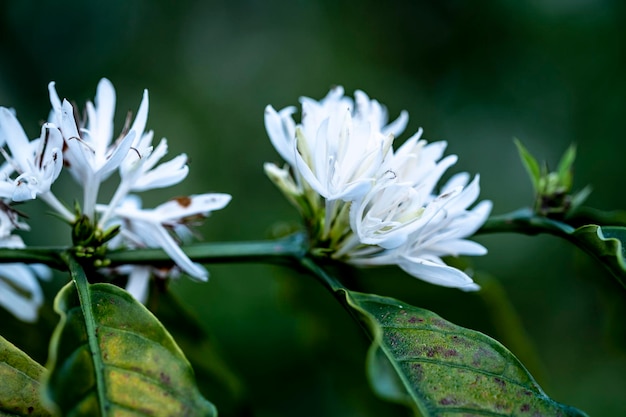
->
[[96, 323, 170, 350], [432, 406, 510, 416], [392, 355, 538, 392], [105, 362, 190, 399]]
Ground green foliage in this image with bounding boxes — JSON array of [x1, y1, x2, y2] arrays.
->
[[571, 225, 626, 288], [514, 139, 590, 218], [43, 279, 216, 417], [514, 139, 542, 191], [0, 335, 51, 417], [340, 290, 588, 417], [555, 144, 576, 191], [480, 209, 626, 288]]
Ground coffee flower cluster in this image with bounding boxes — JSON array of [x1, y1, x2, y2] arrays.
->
[[264, 87, 491, 290], [0, 79, 230, 320]]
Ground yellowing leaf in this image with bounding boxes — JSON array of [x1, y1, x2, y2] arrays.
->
[[43, 279, 216, 417]]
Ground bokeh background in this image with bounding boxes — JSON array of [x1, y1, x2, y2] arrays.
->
[[1, 1, 626, 416]]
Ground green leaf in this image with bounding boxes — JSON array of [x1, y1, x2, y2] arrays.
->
[[556, 144, 577, 190], [340, 290, 588, 417], [0, 334, 52, 417], [514, 139, 541, 192], [479, 210, 626, 288], [566, 206, 626, 227], [570, 225, 626, 288], [43, 281, 217, 417], [568, 186, 592, 215]]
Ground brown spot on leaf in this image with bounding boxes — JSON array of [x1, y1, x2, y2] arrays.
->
[[160, 371, 171, 385], [520, 404, 530, 412], [439, 397, 457, 406], [411, 363, 424, 381], [494, 377, 506, 389], [444, 349, 458, 358], [431, 318, 449, 328]]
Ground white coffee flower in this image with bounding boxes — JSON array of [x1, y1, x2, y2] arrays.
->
[[266, 86, 408, 202], [49, 78, 140, 217], [0, 78, 232, 314], [265, 86, 491, 290], [350, 175, 492, 290], [100, 133, 190, 228], [0, 108, 64, 202]]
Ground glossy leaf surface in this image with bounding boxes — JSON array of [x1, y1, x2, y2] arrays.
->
[[571, 225, 626, 288], [514, 139, 541, 192], [341, 290, 589, 417], [43, 282, 216, 417], [0, 335, 51, 417], [480, 210, 626, 288]]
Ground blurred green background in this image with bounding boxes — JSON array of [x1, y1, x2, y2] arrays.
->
[[1, 1, 626, 416]]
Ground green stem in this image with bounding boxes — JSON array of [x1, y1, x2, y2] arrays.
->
[[62, 252, 109, 417], [0, 247, 65, 268], [0, 210, 583, 272], [477, 208, 575, 237], [479, 208, 626, 289], [298, 256, 344, 292], [106, 232, 309, 267]]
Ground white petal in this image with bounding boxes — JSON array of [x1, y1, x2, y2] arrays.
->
[[0, 264, 43, 322], [382, 110, 409, 138], [91, 78, 116, 147], [446, 175, 481, 212], [48, 82, 62, 112], [334, 180, 374, 202], [125, 266, 151, 304], [0, 181, 15, 199], [30, 264, 53, 281], [352, 182, 423, 249], [154, 193, 232, 223], [421, 140, 448, 162], [441, 172, 470, 194], [461, 200, 493, 236], [0, 234, 25, 248], [294, 138, 326, 196], [139, 138, 168, 171], [35, 124, 64, 188], [393, 130, 424, 159], [398, 256, 476, 289], [427, 239, 488, 256], [0, 107, 30, 168], [264, 105, 297, 165], [129, 89, 150, 146], [458, 282, 481, 292], [263, 162, 302, 198], [147, 223, 208, 280], [96, 130, 136, 180], [0, 281, 39, 322], [12, 178, 37, 201], [60, 100, 88, 179], [131, 154, 189, 191]]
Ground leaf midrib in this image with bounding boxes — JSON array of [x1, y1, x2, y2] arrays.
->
[[64, 254, 109, 417]]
